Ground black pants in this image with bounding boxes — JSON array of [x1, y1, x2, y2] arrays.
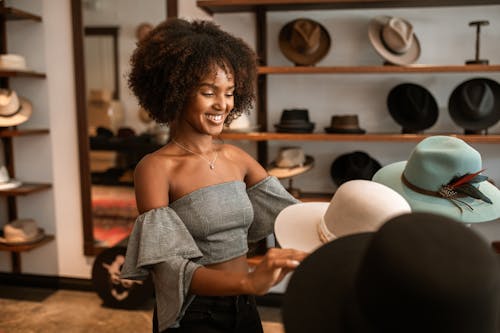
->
[[154, 295, 264, 333]]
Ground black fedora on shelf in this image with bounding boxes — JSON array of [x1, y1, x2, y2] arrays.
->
[[448, 77, 500, 134], [324, 114, 366, 134], [330, 151, 381, 187], [275, 109, 315, 133], [387, 83, 439, 133]]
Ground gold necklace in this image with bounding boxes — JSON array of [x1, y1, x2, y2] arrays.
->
[[171, 139, 218, 170]]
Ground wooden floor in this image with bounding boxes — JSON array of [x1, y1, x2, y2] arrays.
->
[[0, 285, 284, 333]]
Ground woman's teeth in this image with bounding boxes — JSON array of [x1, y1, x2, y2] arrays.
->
[[206, 114, 223, 122]]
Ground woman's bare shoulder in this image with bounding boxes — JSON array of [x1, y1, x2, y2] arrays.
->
[[220, 143, 268, 185]]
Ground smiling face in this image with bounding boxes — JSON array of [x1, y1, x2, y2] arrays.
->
[[178, 65, 235, 137]]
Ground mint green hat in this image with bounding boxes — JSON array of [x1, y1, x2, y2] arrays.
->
[[373, 136, 500, 223]]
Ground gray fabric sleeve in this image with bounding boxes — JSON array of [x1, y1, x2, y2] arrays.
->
[[246, 176, 300, 243], [120, 207, 203, 330], [120, 206, 203, 280]]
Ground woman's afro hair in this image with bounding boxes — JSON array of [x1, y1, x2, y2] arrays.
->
[[128, 18, 258, 125]]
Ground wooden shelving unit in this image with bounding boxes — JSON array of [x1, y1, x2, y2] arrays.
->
[[197, 0, 500, 14], [220, 132, 500, 143], [0, 4, 53, 274], [0, 70, 46, 78], [258, 64, 500, 75]]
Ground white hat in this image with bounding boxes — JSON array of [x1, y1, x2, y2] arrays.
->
[[267, 147, 314, 179], [274, 179, 411, 252], [0, 54, 27, 71], [0, 165, 22, 190], [0, 89, 33, 127], [0, 218, 45, 245], [368, 16, 420, 65]]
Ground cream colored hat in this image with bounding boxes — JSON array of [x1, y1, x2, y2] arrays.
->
[[0, 218, 45, 245], [0, 89, 33, 127], [0, 165, 22, 190], [267, 147, 314, 179], [274, 179, 411, 252], [0, 54, 27, 71], [368, 16, 420, 65]]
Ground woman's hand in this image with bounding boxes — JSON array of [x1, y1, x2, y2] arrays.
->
[[243, 248, 308, 295]]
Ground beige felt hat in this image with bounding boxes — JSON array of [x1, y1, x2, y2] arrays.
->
[[267, 147, 314, 179], [0, 218, 45, 245], [274, 179, 411, 252], [368, 16, 420, 65], [279, 18, 331, 66], [0, 89, 32, 127]]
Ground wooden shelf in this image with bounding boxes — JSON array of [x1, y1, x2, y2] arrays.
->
[[197, 0, 500, 14], [0, 69, 46, 78], [0, 183, 52, 196], [0, 129, 49, 138], [0, 6, 42, 21], [0, 235, 54, 253], [220, 132, 500, 143], [258, 64, 500, 75]]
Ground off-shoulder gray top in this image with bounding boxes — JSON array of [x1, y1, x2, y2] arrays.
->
[[120, 176, 299, 331]]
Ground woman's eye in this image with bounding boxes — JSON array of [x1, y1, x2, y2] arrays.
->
[[225, 92, 234, 97], [202, 92, 214, 97]]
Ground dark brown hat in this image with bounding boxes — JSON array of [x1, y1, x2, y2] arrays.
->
[[324, 115, 366, 134], [279, 18, 331, 66], [387, 83, 439, 133], [275, 109, 315, 133], [448, 77, 500, 132]]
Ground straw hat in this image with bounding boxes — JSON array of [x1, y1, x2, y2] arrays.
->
[[0, 219, 45, 245], [267, 147, 314, 179], [0, 89, 32, 127]]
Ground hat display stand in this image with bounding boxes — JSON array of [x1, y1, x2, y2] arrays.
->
[[465, 20, 489, 65], [286, 177, 302, 198]]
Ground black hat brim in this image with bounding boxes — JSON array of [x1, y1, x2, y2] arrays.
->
[[283, 233, 373, 333]]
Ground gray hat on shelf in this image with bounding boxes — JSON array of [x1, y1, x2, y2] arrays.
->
[[448, 77, 500, 133]]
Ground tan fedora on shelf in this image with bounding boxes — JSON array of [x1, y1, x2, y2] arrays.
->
[[279, 18, 331, 66], [0, 218, 45, 245], [368, 15, 421, 66], [0, 89, 33, 127], [267, 147, 314, 179]]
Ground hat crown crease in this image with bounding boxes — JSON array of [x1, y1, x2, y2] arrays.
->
[[462, 82, 494, 117], [291, 21, 321, 54], [0, 89, 21, 116], [382, 17, 413, 54], [406, 87, 430, 115]]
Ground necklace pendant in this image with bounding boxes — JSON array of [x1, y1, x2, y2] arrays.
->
[[209, 162, 215, 170]]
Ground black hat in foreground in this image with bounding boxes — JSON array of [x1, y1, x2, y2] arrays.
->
[[387, 83, 438, 133], [448, 77, 500, 133], [330, 151, 381, 186], [283, 212, 500, 333]]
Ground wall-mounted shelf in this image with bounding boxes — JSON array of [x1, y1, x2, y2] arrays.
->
[[0, 183, 52, 196], [0, 235, 55, 253], [0, 70, 46, 78], [197, 0, 500, 14], [0, 6, 42, 21], [0, 129, 50, 138], [258, 64, 500, 75], [220, 132, 500, 143]]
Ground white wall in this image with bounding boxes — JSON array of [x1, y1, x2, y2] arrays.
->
[[1, 1, 499, 279]]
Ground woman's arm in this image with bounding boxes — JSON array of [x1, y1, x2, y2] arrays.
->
[[190, 248, 307, 296]]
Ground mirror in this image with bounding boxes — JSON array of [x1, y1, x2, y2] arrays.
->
[[71, 0, 176, 255]]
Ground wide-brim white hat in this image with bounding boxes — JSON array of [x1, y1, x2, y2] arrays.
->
[[368, 15, 420, 65], [275, 179, 411, 252], [0, 89, 33, 127]]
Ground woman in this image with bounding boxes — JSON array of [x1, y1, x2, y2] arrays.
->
[[120, 18, 307, 332]]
